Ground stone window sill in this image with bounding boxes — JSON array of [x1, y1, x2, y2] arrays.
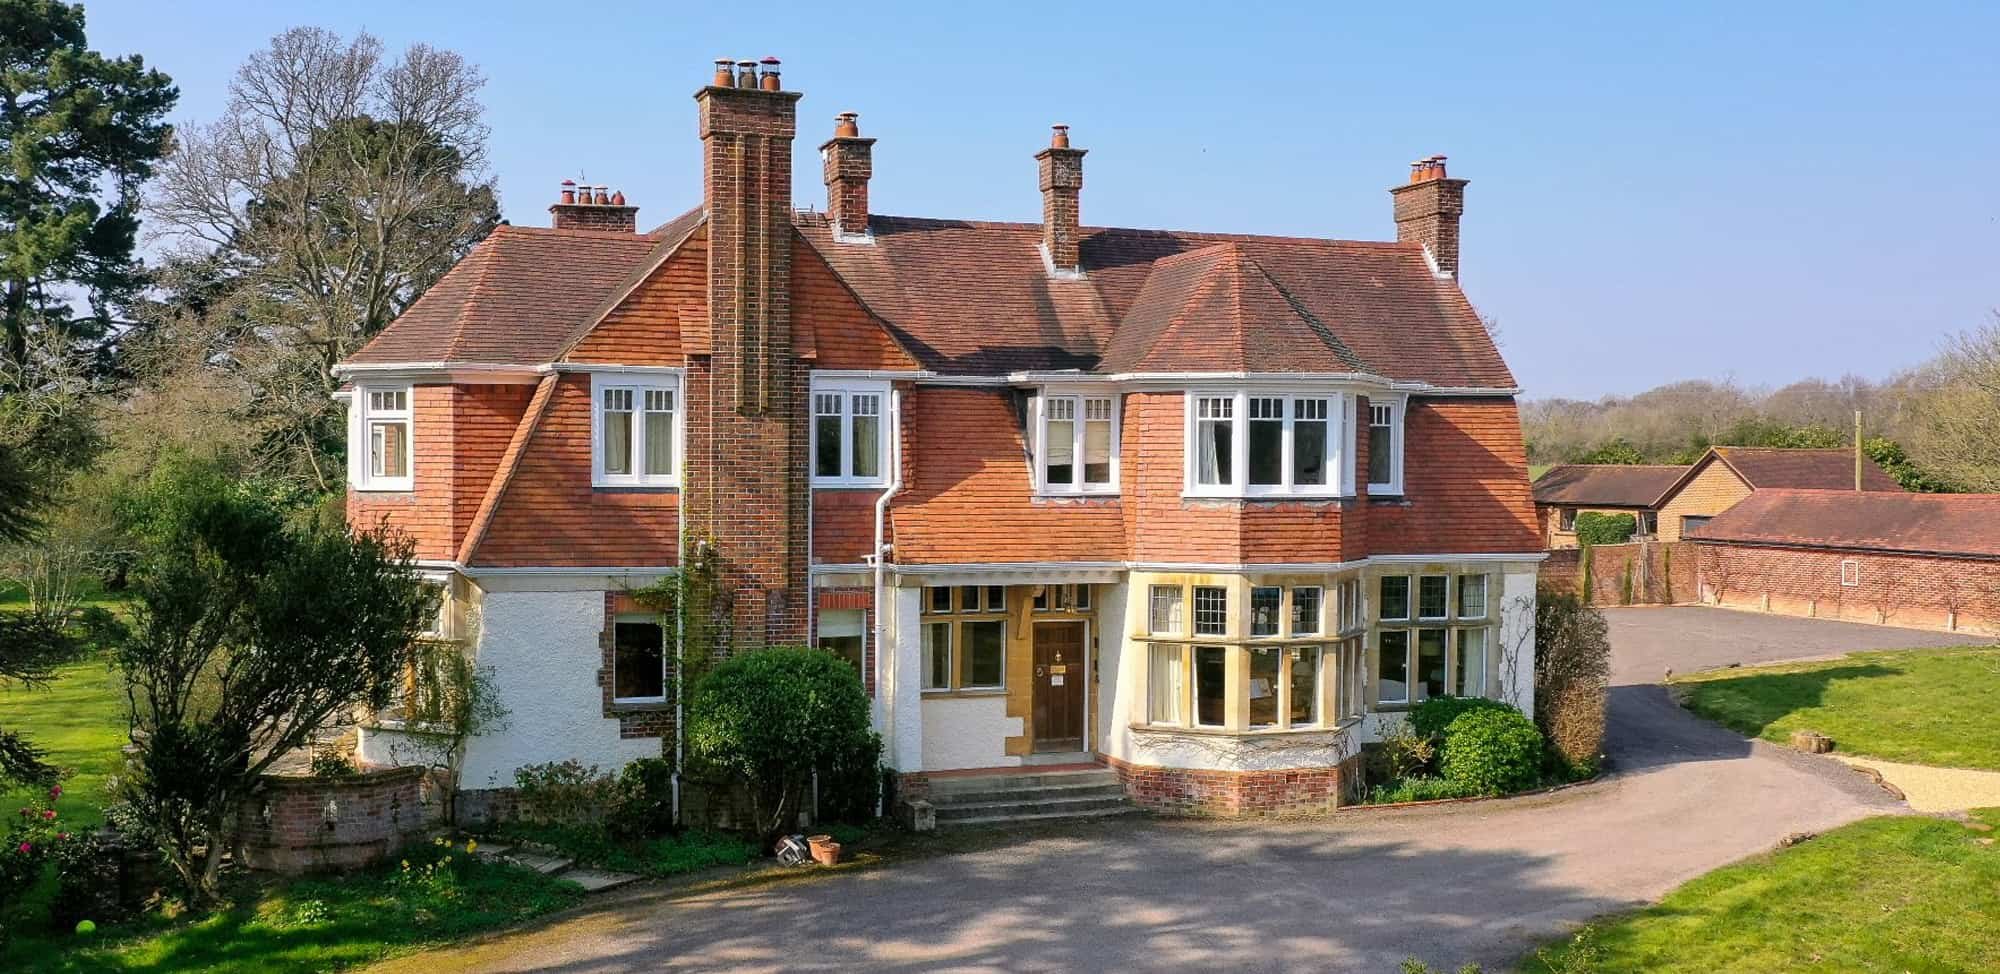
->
[[922, 688, 1008, 699], [1128, 717, 1361, 738], [608, 700, 673, 713]]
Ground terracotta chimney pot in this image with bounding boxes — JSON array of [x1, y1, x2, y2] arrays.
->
[[759, 56, 782, 91], [736, 59, 758, 89], [713, 58, 734, 87], [560, 179, 576, 205], [1051, 124, 1071, 149], [610, 189, 626, 206], [834, 111, 860, 138]]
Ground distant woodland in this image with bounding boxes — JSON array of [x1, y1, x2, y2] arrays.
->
[[1520, 313, 2000, 493]]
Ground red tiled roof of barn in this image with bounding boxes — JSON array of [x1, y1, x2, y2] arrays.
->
[[1688, 488, 2000, 559], [1532, 464, 1691, 508]]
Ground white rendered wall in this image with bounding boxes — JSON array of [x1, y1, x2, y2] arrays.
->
[[882, 585, 924, 772], [1093, 581, 1127, 757], [456, 590, 660, 790], [919, 696, 1023, 771], [1498, 567, 1538, 716]]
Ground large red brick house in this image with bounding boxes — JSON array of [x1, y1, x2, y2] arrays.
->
[[338, 58, 1541, 817]]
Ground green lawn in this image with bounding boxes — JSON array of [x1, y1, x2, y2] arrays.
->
[[0, 653, 128, 825], [0, 843, 584, 973], [1670, 646, 2000, 771], [1524, 807, 2000, 973]]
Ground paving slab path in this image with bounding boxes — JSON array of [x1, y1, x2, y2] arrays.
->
[[374, 607, 1961, 973]]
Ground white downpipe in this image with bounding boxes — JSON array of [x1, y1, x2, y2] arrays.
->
[[872, 388, 905, 816]]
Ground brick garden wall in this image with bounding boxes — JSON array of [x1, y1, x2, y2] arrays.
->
[[1692, 542, 2000, 634], [1541, 540, 1696, 606], [237, 767, 434, 874], [1105, 753, 1365, 817]]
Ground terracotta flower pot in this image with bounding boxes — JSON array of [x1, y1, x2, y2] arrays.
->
[[807, 834, 840, 866]]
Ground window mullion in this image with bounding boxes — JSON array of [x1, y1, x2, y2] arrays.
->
[[1072, 399, 1086, 491], [1281, 397, 1296, 492]]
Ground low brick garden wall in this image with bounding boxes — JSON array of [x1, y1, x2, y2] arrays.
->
[[237, 766, 435, 874], [1105, 753, 1366, 816]]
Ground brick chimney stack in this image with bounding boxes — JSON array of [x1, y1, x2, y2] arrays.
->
[[549, 179, 638, 232], [820, 112, 875, 239], [1035, 125, 1087, 275], [690, 55, 809, 648], [1390, 155, 1467, 278]]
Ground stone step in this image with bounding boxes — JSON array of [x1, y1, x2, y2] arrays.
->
[[505, 851, 575, 876], [940, 805, 1143, 830], [934, 794, 1134, 822], [927, 781, 1130, 806], [926, 768, 1122, 797], [563, 867, 644, 893]]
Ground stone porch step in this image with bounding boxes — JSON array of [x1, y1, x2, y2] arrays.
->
[[934, 793, 1133, 822], [941, 805, 1143, 829], [926, 767, 1122, 797], [925, 766, 1134, 829]]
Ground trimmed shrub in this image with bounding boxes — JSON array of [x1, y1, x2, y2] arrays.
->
[[514, 760, 621, 826], [1535, 586, 1611, 775], [1368, 775, 1477, 805], [686, 647, 880, 841], [1409, 695, 1516, 742], [1439, 708, 1545, 795], [1573, 511, 1637, 546], [607, 757, 677, 839]]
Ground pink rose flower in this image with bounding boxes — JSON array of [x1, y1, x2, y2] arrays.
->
[[42, 810, 57, 820], [16, 842, 29, 855], [49, 785, 61, 799]]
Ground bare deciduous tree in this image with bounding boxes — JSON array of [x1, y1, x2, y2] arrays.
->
[[139, 28, 499, 493], [1910, 314, 2000, 492]]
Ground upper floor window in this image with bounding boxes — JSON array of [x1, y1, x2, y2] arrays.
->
[[593, 373, 679, 487], [1188, 390, 1344, 497], [1367, 399, 1404, 495], [354, 386, 413, 492], [812, 381, 889, 486], [1039, 393, 1117, 494]]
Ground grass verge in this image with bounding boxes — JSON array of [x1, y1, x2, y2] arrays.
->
[[1670, 646, 2000, 770], [1522, 807, 2000, 973], [0, 841, 583, 973], [0, 653, 128, 827]]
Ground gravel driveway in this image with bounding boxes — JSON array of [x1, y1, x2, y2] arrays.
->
[[375, 607, 1952, 974]]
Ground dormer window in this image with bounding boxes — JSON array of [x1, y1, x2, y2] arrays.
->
[[1368, 398, 1405, 495], [1038, 392, 1117, 494], [593, 372, 680, 488], [1186, 390, 1344, 497], [812, 379, 890, 487], [353, 386, 413, 492]]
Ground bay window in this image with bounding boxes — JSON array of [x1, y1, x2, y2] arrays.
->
[[1148, 643, 1184, 724], [593, 373, 679, 487], [1375, 571, 1496, 706], [354, 386, 413, 491], [1141, 580, 1342, 733], [811, 380, 890, 486], [1188, 391, 1343, 496], [1040, 393, 1117, 493]]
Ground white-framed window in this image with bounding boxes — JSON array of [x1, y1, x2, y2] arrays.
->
[[354, 386, 414, 491], [817, 608, 866, 676], [1148, 643, 1184, 725], [1193, 645, 1228, 727], [1149, 585, 1184, 635], [1379, 575, 1411, 621], [612, 613, 668, 704], [1193, 586, 1229, 636], [811, 380, 890, 486], [1187, 390, 1344, 497], [1840, 559, 1860, 587], [1039, 392, 1118, 494], [1417, 575, 1449, 620], [1558, 507, 1578, 532], [921, 621, 952, 691], [1291, 586, 1324, 636], [1249, 586, 1282, 637], [1367, 398, 1404, 495], [1457, 575, 1488, 620], [1454, 628, 1488, 697], [593, 373, 680, 487], [1337, 578, 1363, 633]]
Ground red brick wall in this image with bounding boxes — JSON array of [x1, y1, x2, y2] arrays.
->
[[1542, 541, 1697, 606], [1694, 542, 2000, 632], [1106, 753, 1364, 816], [686, 80, 810, 648], [237, 767, 433, 874]]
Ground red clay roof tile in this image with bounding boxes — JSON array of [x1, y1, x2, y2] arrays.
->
[[1689, 488, 2000, 558]]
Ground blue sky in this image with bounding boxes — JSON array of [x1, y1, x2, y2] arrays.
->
[[84, 1, 1999, 400]]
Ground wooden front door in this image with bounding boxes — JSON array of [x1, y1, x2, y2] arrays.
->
[[1032, 622, 1087, 752]]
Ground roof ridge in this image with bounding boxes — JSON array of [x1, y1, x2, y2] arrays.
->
[[441, 236, 504, 362], [1238, 253, 1370, 372], [859, 212, 1423, 251], [1140, 247, 1237, 372]]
